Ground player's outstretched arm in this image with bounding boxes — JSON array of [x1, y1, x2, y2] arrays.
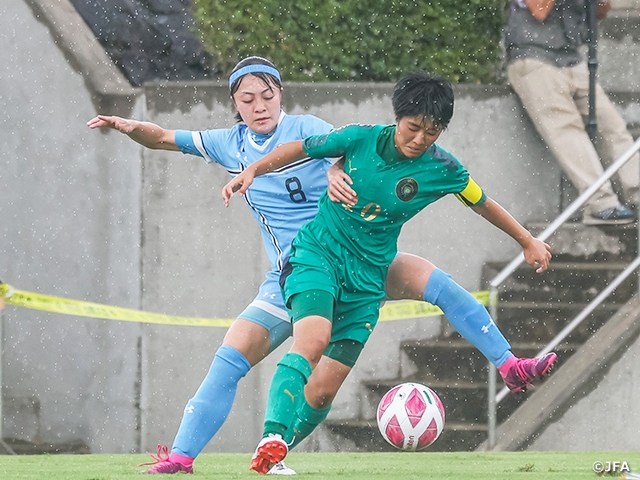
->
[[471, 198, 551, 273], [222, 140, 307, 206], [87, 115, 179, 151]]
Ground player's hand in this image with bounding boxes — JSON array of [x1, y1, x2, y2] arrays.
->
[[523, 238, 552, 273], [327, 164, 357, 206], [222, 170, 256, 207], [86, 115, 135, 133]]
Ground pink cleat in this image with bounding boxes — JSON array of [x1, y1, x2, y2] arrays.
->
[[137, 445, 194, 474], [500, 353, 557, 393]]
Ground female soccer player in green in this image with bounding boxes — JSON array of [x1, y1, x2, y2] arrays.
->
[[223, 70, 554, 474]]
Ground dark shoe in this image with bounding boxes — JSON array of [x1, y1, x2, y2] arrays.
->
[[583, 206, 636, 225]]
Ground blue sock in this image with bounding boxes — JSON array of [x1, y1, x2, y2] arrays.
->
[[424, 268, 512, 367], [171, 345, 251, 458]]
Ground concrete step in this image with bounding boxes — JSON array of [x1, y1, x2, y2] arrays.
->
[[526, 223, 638, 262], [337, 337, 572, 446], [329, 221, 639, 452], [361, 377, 529, 424], [1, 438, 90, 454], [399, 339, 577, 384], [483, 261, 637, 304], [494, 301, 619, 342], [324, 418, 488, 452], [482, 296, 640, 451]]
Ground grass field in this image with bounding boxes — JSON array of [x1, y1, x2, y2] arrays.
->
[[1, 451, 639, 479]]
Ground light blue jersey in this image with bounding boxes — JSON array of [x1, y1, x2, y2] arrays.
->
[[175, 111, 333, 346]]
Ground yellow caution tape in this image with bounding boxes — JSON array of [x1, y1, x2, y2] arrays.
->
[[378, 290, 490, 322], [0, 283, 234, 327], [0, 283, 489, 327]]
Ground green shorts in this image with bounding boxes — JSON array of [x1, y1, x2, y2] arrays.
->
[[281, 221, 388, 346]]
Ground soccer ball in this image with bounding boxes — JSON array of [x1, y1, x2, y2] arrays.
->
[[376, 382, 445, 451]]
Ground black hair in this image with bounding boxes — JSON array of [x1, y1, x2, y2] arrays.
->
[[391, 71, 454, 129], [229, 56, 283, 123]]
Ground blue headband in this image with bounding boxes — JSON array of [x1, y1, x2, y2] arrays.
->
[[228, 65, 282, 89]]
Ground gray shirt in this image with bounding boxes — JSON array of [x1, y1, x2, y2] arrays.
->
[[504, 0, 587, 67]]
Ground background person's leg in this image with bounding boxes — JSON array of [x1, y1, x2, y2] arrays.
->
[[508, 58, 620, 216]]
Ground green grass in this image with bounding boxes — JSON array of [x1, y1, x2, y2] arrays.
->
[[1, 451, 639, 479]]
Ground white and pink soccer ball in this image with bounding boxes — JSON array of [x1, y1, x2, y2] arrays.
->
[[376, 382, 445, 451]]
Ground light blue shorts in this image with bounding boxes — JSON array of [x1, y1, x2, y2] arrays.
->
[[237, 271, 292, 353]]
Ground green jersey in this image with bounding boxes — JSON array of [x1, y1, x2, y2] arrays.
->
[[302, 124, 485, 266]]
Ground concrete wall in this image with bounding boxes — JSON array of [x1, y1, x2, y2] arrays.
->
[[1, 0, 639, 455], [600, 1, 640, 93], [0, 0, 143, 453]]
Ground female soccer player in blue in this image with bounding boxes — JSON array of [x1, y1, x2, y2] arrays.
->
[[89, 58, 553, 475], [223, 70, 555, 474]]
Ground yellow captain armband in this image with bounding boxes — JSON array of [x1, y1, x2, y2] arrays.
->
[[455, 177, 486, 207]]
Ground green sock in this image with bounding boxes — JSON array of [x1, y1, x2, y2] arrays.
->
[[263, 353, 312, 438], [288, 399, 332, 448]]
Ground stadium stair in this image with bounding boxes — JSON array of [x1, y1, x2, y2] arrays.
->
[[324, 222, 639, 452]]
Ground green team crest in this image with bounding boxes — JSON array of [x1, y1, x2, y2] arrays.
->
[[396, 178, 418, 201]]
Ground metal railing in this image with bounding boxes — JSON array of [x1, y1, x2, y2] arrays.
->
[[486, 136, 640, 449]]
